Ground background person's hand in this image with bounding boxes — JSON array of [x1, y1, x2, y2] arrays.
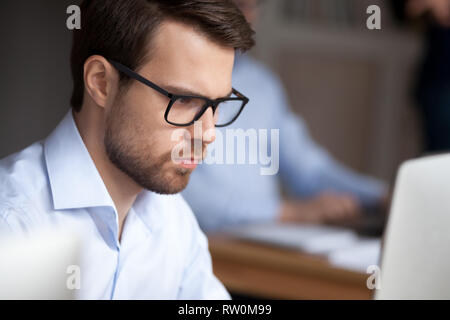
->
[[279, 192, 361, 224], [407, 0, 450, 26]]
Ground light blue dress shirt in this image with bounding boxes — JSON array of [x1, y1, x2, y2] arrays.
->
[[182, 54, 387, 231], [0, 111, 230, 300]]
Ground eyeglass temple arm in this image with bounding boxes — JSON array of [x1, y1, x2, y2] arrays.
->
[[232, 88, 249, 102], [107, 59, 172, 98]]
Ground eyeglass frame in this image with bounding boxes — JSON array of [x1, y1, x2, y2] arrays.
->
[[107, 59, 249, 127]]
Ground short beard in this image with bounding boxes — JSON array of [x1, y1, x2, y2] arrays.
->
[[104, 104, 191, 195]]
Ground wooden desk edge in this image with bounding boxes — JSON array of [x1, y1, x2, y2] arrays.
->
[[208, 235, 373, 300]]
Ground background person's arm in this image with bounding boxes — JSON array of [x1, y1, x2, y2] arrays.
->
[[271, 74, 388, 216], [182, 167, 281, 231], [279, 192, 361, 224]]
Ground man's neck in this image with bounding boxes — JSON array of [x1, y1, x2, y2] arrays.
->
[[72, 107, 142, 242]]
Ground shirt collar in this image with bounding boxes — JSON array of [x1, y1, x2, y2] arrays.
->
[[133, 191, 164, 233], [44, 110, 115, 211]]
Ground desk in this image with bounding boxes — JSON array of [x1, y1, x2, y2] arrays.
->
[[208, 235, 373, 300]]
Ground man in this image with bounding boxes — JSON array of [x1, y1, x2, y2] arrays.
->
[[182, 0, 388, 231], [0, 0, 254, 299]]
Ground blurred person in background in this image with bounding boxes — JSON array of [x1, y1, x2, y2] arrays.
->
[[406, 0, 450, 152], [182, 0, 388, 232]]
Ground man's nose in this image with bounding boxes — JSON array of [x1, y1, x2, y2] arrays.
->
[[197, 107, 216, 145]]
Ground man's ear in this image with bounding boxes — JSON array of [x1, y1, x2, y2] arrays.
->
[[83, 55, 117, 108]]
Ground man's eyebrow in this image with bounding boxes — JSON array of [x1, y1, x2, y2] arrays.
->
[[162, 85, 233, 99]]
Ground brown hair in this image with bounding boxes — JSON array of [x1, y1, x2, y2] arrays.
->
[[70, 0, 255, 111]]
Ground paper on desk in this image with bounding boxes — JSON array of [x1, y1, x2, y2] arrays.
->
[[327, 238, 381, 273], [223, 223, 359, 255], [223, 223, 382, 273]]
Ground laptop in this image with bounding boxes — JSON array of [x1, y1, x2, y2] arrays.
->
[[376, 153, 450, 299], [0, 228, 80, 300]]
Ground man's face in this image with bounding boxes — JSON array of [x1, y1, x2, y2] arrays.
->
[[104, 20, 235, 194]]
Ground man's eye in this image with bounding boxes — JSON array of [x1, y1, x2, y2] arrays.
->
[[178, 97, 193, 105]]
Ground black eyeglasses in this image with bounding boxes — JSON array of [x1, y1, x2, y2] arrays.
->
[[108, 59, 249, 127]]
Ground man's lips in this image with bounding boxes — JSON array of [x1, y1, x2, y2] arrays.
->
[[177, 158, 201, 169]]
